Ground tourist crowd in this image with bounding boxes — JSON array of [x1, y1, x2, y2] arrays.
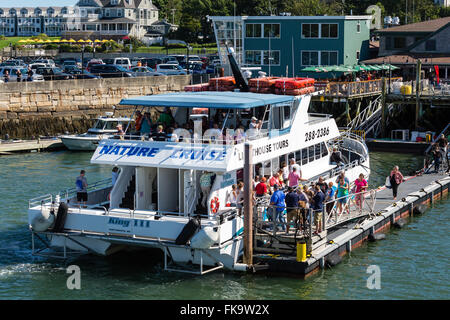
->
[[224, 159, 369, 235]]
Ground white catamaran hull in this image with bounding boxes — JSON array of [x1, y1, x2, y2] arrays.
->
[[28, 207, 244, 270]]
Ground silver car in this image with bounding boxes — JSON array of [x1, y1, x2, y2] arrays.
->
[[0, 67, 44, 82], [130, 66, 165, 77]]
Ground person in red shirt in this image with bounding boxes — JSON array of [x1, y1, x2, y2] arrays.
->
[[255, 177, 268, 197], [269, 172, 281, 188]]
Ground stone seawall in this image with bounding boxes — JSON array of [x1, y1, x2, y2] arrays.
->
[[0, 75, 190, 139]]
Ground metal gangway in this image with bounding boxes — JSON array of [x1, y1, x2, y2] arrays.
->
[[345, 95, 396, 138]]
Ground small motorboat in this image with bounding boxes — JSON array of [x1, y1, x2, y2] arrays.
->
[[60, 112, 133, 151]]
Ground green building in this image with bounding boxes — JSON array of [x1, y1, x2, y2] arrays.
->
[[210, 15, 372, 77]]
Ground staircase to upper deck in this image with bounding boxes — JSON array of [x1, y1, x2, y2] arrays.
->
[[120, 174, 135, 210]]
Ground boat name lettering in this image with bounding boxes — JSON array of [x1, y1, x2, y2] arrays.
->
[[220, 172, 235, 188], [108, 217, 130, 228], [99, 145, 159, 157], [253, 139, 289, 157], [305, 127, 330, 142], [169, 147, 227, 161]]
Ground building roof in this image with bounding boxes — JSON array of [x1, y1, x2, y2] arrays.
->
[[377, 17, 450, 34], [119, 92, 295, 109], [91, 17, 137, 23], [362, 54, 450, 65]]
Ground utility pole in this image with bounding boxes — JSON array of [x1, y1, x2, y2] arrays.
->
[[243, 143, 253, 267], [405, 0, 408, 25], [381, 76, 387, 138], [171, 9, 176, 25]]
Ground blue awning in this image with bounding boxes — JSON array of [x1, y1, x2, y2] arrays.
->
[[119, 92, 294, 109]]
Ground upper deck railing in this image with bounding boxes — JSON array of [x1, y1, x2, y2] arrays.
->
[[315, 77, 403, 98]]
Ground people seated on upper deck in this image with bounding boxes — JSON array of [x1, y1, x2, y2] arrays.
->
[[234, 125, 246, 143], [158, 107, 175, 127], [140, 112, 152, 136], [330, 147, 344, 166], [134, 110, 143, 134], [208, 123, 223, 143], [166, 127, 178, 142], [116, 124, 125, 136], [151, 125, 167, 141]]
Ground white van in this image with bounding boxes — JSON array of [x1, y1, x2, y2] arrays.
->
[[113, 57, 131, 70]]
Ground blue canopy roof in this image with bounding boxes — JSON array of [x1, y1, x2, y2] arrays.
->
[[119, 91, 294, 109]]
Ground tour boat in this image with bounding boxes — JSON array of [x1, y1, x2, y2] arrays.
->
[[60, 113, 132, 151], [28, 91, 370, 274]]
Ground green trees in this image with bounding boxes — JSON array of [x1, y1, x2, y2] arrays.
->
[[154, 0, 448, 43]]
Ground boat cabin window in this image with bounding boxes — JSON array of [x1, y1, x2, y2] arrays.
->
[[104, 121, 120, 130], [300, 142, 329, 166], [269, 102, 295, 133]]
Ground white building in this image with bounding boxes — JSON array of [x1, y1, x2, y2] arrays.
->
[[434, 0, 450, 7], [0, 1, 161, 40], [0, 7, 75, 37]]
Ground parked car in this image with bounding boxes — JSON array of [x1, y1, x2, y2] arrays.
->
[[113, 57, 132, 70], [0, 66, 44, 82], [89, 64, 134, 78], [0, 59, 26, 67], [130, 66, 164, 77], [29, 63, 47, 71], [140, 58, 162, 69], [190, 63, 215, 75], [32, 59, 56, 68], [162, 56, 179, 65], [62, 59, 81, 69], [86, 59, 104, 72], [35, 67, 74, 81], [156, 64, 187, 75], [64, 66, 102, 79]]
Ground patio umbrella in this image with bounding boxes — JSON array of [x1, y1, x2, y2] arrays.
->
[[102, 39, 109, 43], [353, 65, 371, 72], [300, 66, 319, 72], [368, 65, 382, 71], [68, 39, 76, 43], [94, 39, 102, 43], [85, 39, 93, 43], [387, 64, 400, 70], [45, 39, 52, 43], [78, 39, 86, 43], [60, 39, 69, 43], [18, 39, 27, 43]]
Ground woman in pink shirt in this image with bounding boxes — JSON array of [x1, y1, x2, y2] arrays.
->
[[354, 173, 368, 211], [288, 167, 301, 187]]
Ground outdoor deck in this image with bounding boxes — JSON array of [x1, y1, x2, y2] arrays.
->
[[253, 171, 450, 276]]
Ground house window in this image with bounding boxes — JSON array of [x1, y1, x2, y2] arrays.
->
[[302, 23, 319, 38], [245, 23, 261, 38], [263, 24, 280, 38], [425, 40, 436, 51], [263, 50, 280, 65], [320, 51, 338, 65], [356, 22, 361, 33], [245, 50, 262, 65], [321, 23, 338, 38], [301, 51, 319, 66], [393, 37, 406, 49], [356, 51, 360, 60]]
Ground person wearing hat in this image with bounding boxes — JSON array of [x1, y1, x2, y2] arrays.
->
[[255, 177, 268, 197], [116, 124, 124, 136], [249, 116, 262, 130]]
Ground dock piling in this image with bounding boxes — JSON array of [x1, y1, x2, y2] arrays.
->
[[243, 143, 253, 267]]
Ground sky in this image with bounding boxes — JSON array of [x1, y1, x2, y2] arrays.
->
[[0, 0, 77, 6]]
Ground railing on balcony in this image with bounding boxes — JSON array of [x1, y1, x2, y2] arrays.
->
[[315, 77, 403, 98]]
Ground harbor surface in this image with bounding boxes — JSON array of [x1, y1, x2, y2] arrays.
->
[[0, 151, 448, 299]]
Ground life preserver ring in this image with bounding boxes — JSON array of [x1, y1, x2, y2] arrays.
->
[[210, 197, 220, 214]]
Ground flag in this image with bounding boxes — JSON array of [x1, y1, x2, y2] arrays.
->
[[434, 65, 440, 84]]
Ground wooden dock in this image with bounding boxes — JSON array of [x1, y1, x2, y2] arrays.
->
[[0, 138, 64, 154], [253, 172, 450, 276]]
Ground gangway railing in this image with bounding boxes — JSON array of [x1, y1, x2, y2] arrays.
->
[[424, 122, 450, 154]]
